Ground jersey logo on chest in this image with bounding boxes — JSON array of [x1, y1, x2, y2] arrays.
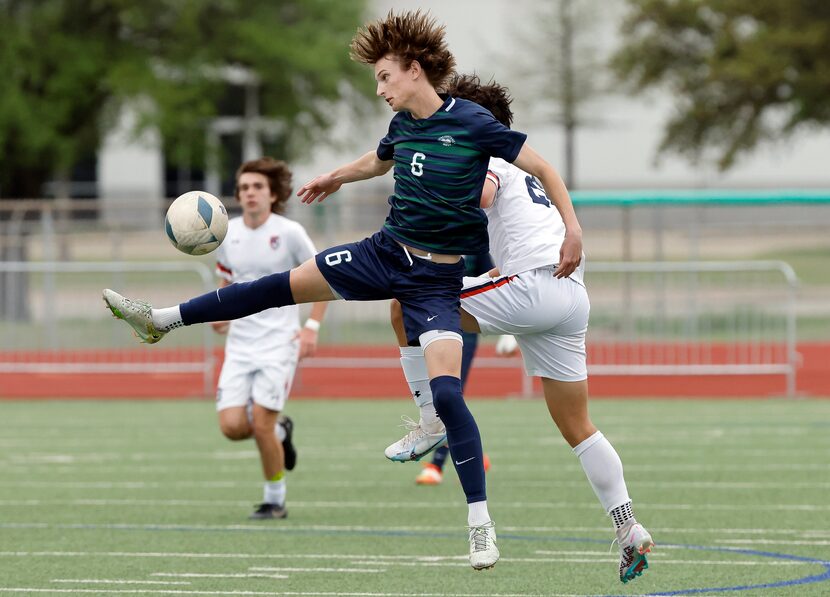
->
[[269, 235, 280, 250], [438, 135, 455, 147]]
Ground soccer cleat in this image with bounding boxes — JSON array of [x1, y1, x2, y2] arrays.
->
[[468, 520, 499, 570], [415, 463, 443, 485], [278, 415, 297, 471], [249, 502, 287, 520], [616, 520, 654, 583], [102, 289, 165, 344], [384, 417, 447, 462]]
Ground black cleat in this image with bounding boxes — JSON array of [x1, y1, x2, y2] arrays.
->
[[248, 502, 287, 520], [279, 415, 297, 471]]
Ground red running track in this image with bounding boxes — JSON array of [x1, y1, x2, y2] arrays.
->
[[2, 343, 828, 399]]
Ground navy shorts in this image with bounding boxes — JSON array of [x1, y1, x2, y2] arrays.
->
[[315, 230, 465, 345]]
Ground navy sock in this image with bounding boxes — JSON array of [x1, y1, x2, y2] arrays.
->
[[179, 271, 295, 325], [430, 375, 485, 503], [431, 444, 450, 468], [432, 336, 476, 471]]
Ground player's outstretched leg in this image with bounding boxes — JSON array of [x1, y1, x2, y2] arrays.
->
[[102, 289, 166, 344], [546, 377, 654, 583]]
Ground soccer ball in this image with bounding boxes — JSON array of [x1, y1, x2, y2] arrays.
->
[[164, 191, 228, 255]]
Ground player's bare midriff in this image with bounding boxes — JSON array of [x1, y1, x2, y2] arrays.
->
[[397, 241, 462, 264]]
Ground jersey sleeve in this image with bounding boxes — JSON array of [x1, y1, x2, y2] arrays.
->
[[215, 243, 233, 282], [286, 222, 318, 267], [486, 158, 514, 200], [461, 102, 527, 162], [376, 117, 399, 161]]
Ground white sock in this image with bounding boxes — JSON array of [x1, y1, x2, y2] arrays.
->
[[467, 500, 491, 527], [264, 478, 286, 506], [275, 422, 286, 442], [573, 430, 631, 514], [399, 346, 442, 432], [151, 306, 183, 331]]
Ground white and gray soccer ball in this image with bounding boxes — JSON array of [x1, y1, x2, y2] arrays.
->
[[165, 191, 228, 255]]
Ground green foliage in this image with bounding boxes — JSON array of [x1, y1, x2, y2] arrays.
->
[[612, 0, 830, 169], [0, 0, 374, 197]]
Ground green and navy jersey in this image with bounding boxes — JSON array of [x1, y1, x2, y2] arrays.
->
[[376, 95, 527, 255]]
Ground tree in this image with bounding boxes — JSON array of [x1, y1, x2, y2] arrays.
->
[[612, 0, 830, 170], [504, 0, 607, 189], [0, 0, 374, 198]]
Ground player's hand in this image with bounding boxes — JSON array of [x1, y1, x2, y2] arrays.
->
[[211, 321, 230, 335], [554, 231, 583, 279], [295, 327, 319, 360], [495, 334, 519, 357], [297, 173, 342, 204]]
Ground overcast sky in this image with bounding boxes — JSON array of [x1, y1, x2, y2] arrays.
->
[[295, 0, 830, 190]]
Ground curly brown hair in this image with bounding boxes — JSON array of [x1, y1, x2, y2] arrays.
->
[[235, 157, 293, 215], [446, 74, 514, 128], [350, 10, 456, 89]]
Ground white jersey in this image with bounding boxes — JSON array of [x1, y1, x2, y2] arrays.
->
[[484, 158, 584, 285], [215, 213, 317, 361]]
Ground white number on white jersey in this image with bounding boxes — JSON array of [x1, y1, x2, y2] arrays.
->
[[325, 250, 352, 266], [410, 152, 426, 177]]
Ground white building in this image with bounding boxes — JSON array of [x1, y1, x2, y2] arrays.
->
[[99, 0, 830, 210]]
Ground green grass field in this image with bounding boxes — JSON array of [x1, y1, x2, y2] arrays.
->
[[1, 398, 828, 596]]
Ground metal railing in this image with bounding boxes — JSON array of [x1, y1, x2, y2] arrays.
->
[[0, 261, 216, 395]]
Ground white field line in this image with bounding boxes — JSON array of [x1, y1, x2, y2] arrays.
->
[[147, 574, 288, 580], [52, 580, 190, 585], [1, 449, 829, 466], [346, 558, 812, 567], [2, 479, 829, 490], [1, 498, 827, 511], [1, 522, 828, 543], [156, 569, 379, 575], [4, 461, 828, 477], [715, 538, 830, 546], [243, 568, 383, 574], [1, 522, 828, 539], [0, 550, 822, 568], [0, 590, 595, 596]]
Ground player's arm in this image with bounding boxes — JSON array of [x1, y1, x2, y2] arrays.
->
[[297, 151, 393, 204], [211, 278, 231, 334], [512, 143, 583, 278], [480, 177, 498, 209], [297, 302, 328, 360]]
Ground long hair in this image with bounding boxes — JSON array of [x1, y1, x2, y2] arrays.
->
[[235, 157, 292, 215], [446, 74, 514, 128], [350, 10, 456, 89]]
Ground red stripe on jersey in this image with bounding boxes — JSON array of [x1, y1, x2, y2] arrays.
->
[[460, 275, 516, 299], [216, 261, 232, 276], [486, 170, 500, 190]]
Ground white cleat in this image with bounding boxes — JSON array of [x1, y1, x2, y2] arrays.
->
[[102, 289, 165, 344], [384, 417, 447, 462], [468, 520, 499, 570], [616, 520, 654, 583]]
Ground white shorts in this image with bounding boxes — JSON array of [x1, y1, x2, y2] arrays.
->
[[460, 266, 589, 382], [216, 343, 299, 412]]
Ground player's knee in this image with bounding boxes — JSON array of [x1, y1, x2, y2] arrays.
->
[[429, 375, 463, 420], [219, 419, 250, 440], [218, 408, 251, 440], [390, 299, 403, 326]]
